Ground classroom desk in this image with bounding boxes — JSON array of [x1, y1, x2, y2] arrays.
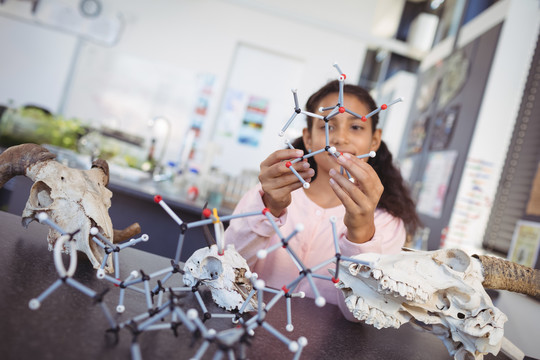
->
[[0, 211, 511, 360]]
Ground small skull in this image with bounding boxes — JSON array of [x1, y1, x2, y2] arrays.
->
[[183, 244, 257, 311]]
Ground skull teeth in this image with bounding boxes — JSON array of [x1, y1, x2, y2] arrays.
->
[[373, 271, 428, 303], [342, 264, 431, 303], [345, 294, 402, 329], [371, 268, 383, 280]]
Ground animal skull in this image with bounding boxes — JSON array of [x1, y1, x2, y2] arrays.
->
[[0, 143, 140, 274], [25, 158, 115, 272], [183, 244, 258, 311], [332, 249, 508, 360]]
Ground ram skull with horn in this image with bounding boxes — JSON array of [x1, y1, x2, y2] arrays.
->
[[331, 248, 539, 360], [0, 143, 141, 273]]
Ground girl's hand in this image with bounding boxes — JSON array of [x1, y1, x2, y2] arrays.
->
[[328, 153, 383, 243], [259, 149, 314, 217]]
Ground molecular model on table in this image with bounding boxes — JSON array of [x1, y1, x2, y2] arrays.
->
[[26, 63, 399, 359], [29, 190, 372, 360]]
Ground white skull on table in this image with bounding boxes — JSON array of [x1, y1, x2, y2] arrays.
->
[[183, 244, 258, 312], [332, 248, 508, 360]]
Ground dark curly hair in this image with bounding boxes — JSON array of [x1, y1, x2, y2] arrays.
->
[[291, 80, 420, 235]]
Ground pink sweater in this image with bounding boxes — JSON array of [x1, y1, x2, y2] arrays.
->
[[224, 184, 405, 310]]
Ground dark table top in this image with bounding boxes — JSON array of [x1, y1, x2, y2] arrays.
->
[[0, 210, 509, 360]]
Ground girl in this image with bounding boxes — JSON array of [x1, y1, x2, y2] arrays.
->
[[224, 80, 419, 310]]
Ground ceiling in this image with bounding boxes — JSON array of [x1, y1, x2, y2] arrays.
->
[[219, 0, 427, 60]]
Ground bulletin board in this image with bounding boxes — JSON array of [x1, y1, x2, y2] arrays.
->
[[211, 43, 305, 176], [416, 150, 458, 218], [397, 23, 503, 250]]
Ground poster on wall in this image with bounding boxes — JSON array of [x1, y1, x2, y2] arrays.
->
[[416, 150, 458, 218], [216, 89, 247, 139], [429, 106, 459, 151], [186, 73, 217, 161], [443, 157, 495, 250], [210, 44, 304, 176], [406, 114, 430, 155], [415, 66, 440, 113], [508, 220, 540, 268], [438, 50, 470, 109], [237, 96, 269, 147], [190, 74, 216, 133]]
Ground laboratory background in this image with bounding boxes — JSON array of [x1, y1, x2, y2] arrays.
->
[[0, 0, 539, 359]]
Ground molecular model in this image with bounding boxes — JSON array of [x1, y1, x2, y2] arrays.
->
[[28, 193, 373, 359], [279, 63, 403, 188], [25, 63, 401, 360]]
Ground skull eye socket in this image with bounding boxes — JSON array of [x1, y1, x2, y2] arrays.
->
[[201, 256, 223, 280], [28, 181, 53, 208], [433, 249, 470, 273]]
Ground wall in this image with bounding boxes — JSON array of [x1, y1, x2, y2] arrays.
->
[[392, 0, 540, 253], [0, 13, 78, 110], [444, 0, 540, 252], [0, 0, 383, 175]]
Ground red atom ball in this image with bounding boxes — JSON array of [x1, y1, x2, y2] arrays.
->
[[154, 195, 163, 203], [381, 104, 387, 110], [341, 73, 346, 79], [339, 107, 345, 113], [262, 208, 270, 214], [202, 208, 212, 218], [361, 116, 367, 122], [332, 277, 339, 284], [285, 161, 292, 168], [282, 285, 289, 293]]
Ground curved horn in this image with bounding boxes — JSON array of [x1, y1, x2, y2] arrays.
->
[[91, 158, 109, 186], [0, 143, 56, 188], [113, 222, 141, 243], [473, 254, 540, 298]]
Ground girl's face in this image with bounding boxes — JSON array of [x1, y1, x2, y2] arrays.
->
[[302, 92, 382, 175]]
